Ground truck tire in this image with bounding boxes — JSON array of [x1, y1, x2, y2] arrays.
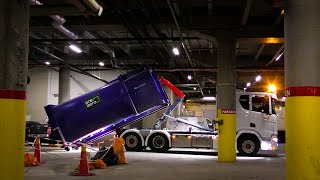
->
[[237, 135, 260, 156], [123, 132, 143, 151], [148, 133, 169, 153]]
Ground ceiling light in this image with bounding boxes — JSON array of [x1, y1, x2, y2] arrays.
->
[[276, 52, 283, 61], [173, 47, 179, 55], [203, 96, 216, 101], [187, 75, 192, 80], [45, 61, 50, 65], [69, 45, 82, 53], [193, 87, 196, 90], [98, 62, 104, 66], [246, 82, 251, 87], [255, 75, 262, 82]]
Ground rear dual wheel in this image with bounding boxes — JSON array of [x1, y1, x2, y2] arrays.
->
[[148, 133, 169, 153], [123, 132, 143, 151]]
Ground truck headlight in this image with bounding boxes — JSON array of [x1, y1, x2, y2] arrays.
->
[[271, 136, 278, 143]]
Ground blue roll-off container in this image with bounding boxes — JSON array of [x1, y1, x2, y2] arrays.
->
[[45, 67, 169, 143]]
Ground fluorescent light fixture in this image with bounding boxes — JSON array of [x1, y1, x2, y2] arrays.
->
[[203, 96, 216, 101], [246, 82, 251, 87], [255, 75, 262, 82], [98, 62, 104, 66], [276, 52, 283, 61], [45, 61, 50, 65], [193, 87, 196, 90], [173, 47, 179, 55], [69, 45, 82, 53], [187, 75, 192, 80]]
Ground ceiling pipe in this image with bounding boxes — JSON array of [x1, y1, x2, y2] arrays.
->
[[83, 31, 114, 54], [30, 0, 111, 56], [32, 46, 108, 83], [51, 22, 79, 40], [30, 0, 78, 40], [166, 0, 204, 96], [29, 37, 199, 43], [28, 63, 284, 73], [82, 0, 103, 16], [79, 67, 284, 72]]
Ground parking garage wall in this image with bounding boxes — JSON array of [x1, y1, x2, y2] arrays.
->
[[26, 67, 49, 122], [185, 102, 216, 120]]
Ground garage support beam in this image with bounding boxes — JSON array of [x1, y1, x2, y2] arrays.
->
[[0, 1, 29, 180], [285, 1, 320, 179], [217, 37, 237, 162], [58, 67, 71, 104]]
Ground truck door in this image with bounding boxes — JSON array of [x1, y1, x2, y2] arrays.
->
[[249, 95, 276, 138], [237, 95, 250, 129]]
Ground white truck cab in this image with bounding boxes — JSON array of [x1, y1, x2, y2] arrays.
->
[[235, 92, 278, 155], [120, 92, 278, 156]]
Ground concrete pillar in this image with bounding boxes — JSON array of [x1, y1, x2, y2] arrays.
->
[[58, 67, 70, 104], [285, 1, 320, 179], [217, 37, 237, 162], [0, 1, 29, 180]]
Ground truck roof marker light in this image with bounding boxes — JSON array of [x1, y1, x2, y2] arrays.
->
[[268, 84, 277, 93]]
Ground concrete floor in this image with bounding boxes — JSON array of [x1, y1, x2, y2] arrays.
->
[[24, 145, 286, 180]]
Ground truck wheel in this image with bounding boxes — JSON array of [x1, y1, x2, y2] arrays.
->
[[123, 132, 143, 151], [148, 133, 169, 153], [237, 135, 260, 156]]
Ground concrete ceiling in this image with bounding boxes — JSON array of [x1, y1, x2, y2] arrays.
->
[[28, 0, 285, 98]]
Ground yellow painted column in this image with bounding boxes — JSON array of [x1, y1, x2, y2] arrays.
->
[[217, 109, 236, 162], [285, 0, 320, 179], [286, 87, 320, 180], [216, 37, 237, 162], [0, 90, 26, 180]]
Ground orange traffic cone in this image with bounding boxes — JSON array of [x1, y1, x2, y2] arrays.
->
[[34, 136, 42, 163], [73, 145, 95, 176]]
